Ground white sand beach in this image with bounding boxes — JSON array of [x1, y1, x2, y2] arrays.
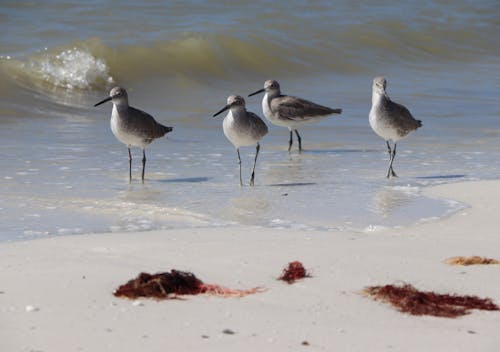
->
[[2, 180, 500, 352]]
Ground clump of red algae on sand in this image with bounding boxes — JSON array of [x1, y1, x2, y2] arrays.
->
[[278, 261, 311, 284], [114, 270, 263, 300], [445, 256, 500, 266], [364, 283, 499, 318]]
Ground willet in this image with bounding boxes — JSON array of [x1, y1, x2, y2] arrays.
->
[[248, 79, 342, 153], [213, 95, 268, 186], [369, 77, 422, 178], [94, 87, 173, 183]]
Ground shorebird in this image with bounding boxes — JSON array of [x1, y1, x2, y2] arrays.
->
[[213, 95, 268, 186], [94, 87, 173, 183], [248, 79, 342, 152], [369, 77, 422, 178]]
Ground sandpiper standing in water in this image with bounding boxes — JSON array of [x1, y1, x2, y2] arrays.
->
[[369, 77, 422, 178], [94, 87, 173, 183], [213, 95, 268, 186], [248, 79, 342, 153]]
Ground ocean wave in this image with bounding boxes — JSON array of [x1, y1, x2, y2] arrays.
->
[[0, 35, 318, 108], [1, 17, 497, 107], [1, 38, 114, 91], [26, 47, 114, 90], [98, 33, 315, 80]]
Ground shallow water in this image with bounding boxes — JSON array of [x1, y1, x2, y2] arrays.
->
[[0, 1, 499, 241]]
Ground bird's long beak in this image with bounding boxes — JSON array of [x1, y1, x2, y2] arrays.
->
[[213, 104, 230, 117], [248, 88, 265, 97], [94, 96, 112, 107]]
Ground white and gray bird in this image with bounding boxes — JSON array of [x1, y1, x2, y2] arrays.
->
[[369, 77, 422, 178], [249, 79, 342, 152], [213, 95, 268, 186], [94, 87, 173, 183]]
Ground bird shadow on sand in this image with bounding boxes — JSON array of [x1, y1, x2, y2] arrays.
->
[[159, 177, 211, 183], [416, 174, 466, 180], [268, 182, 317, 187], [299, 148, 378, 155]]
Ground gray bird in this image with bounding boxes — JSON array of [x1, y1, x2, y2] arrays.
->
[[94, 87, 173, 183], [369, 77, 422, 178], [213, 95, 268, 186], [249, 79, 342, 152]]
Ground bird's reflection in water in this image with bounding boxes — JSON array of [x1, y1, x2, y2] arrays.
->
[[263, 155, 321, 187], [226, 192, 270, 225], [370, 186, 419, 218]]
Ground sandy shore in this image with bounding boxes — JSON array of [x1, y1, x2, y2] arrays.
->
[[1, 180, 500, 352]]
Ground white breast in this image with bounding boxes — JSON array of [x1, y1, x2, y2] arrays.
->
[[223, 111, 257, 148], [262, 94, 292, 128], [262, 94, 278, 123], [369, 96, 401, 142], [110, 106, 148, 148]]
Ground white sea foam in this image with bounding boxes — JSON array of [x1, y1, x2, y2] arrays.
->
[[26, 47, 114, 90]]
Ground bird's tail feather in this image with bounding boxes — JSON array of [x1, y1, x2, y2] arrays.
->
[[162, 125, 173, 134]]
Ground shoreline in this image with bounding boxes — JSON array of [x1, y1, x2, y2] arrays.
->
[[2, 180, 500, 351], [0, 175, 466, 243]]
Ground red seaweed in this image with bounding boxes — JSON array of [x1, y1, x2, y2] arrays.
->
[[114, 270, 263, 300], [278, 261, 311, 284], [365, 283, 499, 318]]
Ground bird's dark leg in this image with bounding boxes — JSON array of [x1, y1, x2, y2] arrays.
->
[[128, 147, 132, 183], [250, 143, 260, 186], [287, 130, 293, 152], [385, 141, 392, 178], [387, 142, 398, 178], [390, 143, 398, 177], [295, 130, 302, 153], [237, 148, 242, 187], [141, 149, 146, 183], [386, 140, 392, 158]]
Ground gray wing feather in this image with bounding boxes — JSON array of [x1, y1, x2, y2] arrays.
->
[[271, 95, 341, 121], [386, 99, 421, 132], [377, 96, 422, 139], [247, 111, 268, 139], [127, 106, 172, 139]]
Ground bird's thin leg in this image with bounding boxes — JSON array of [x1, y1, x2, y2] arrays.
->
[[386, 140, 392, 159], [390, 143, 398, 177], [385, 141, 392, 178], [287, 130, 293, 152], [386, 142, 398, 178], [128, 147, 132, 183], [250, 143, 260, 187], [141, 149, 146, 183], [237, 148, 242, 187], [295, 130, 302, 153]]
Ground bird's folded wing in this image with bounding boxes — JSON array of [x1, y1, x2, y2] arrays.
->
[[128, 106, 167, 138], [272, 96, 337, 120]]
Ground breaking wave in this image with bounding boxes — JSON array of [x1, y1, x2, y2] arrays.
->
[[0, 10, 498, 108]]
